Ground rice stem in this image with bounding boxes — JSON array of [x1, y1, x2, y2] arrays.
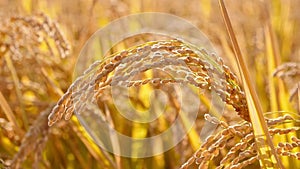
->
[[218, 0, 283, 168]]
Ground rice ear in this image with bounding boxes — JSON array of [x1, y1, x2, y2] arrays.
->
[[48, 39, 251, 126]]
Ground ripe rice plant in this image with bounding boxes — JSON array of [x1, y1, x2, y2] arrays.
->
[[0, 0, 299, 169]]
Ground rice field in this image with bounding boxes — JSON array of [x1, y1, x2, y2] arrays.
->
[[0, 0, 299, 168]]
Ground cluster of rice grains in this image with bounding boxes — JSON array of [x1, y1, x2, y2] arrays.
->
[[47, 39, 250, 126], [274, 62, 300, 101], [180, 114, 300, 169], [9, 108, 51, 169], [0, 13, 70, 60]]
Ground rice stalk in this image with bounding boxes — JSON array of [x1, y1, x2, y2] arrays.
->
[[0, 91, 22, 136], [298, 83, 300, 113], [3, 53, 28, 129], [263, 7, 297, 166], [218, 0, 283, 167]]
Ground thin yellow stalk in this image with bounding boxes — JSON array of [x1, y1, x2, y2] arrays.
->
[[41, 68, 64, 97], [298, 83, 300, 114], [265, 25, 279, 112], [264, 2, 293, 112], [0, 91, 23, 136], [265, 3, 300, 166], [71, 118, 117, 168], [265, 18, 295, 169], [4, 54, 29, 129], [218, 0, 283, 168]]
